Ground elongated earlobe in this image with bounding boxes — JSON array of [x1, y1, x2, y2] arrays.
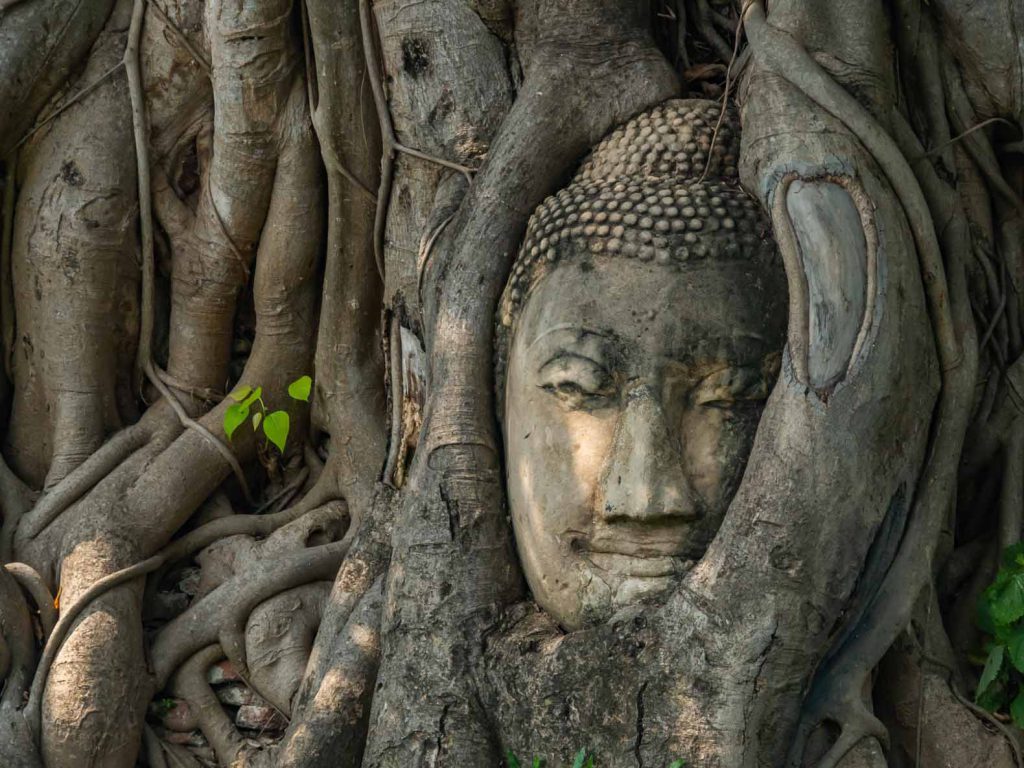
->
[[772, 173, 877, 396]]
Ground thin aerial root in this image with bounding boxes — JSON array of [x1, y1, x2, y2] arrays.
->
[[382, 315, 403, 488], [1000, 421, 1024, 554], [148, 0, 212, 74], [910, 648, 1024, 768], [126, 0, 156, 395], [358, 0, 477, 280], [3, 563, 56, 640], [156, 367, 223, 405], [700, 0, 750, 183], [743, 0, 961, 371], [923, 117, 1019, 159], [1, 151, 14, 377], [14, 62, 125, 151], [393, 141, 475, 183], [257, 466, 310, 514], [18, 423, 149, 541], [694, 0, 736, 63], [415, 209, 457, 305], [126, 0, 250, 505], [943, 663, 1024, 767], [145, 359, 254, 505]]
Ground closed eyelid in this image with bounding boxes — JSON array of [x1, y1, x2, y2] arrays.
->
[[538, 352, 608, 375]]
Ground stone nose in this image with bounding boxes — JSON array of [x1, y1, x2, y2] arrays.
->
[[598, 385, 702, 524]]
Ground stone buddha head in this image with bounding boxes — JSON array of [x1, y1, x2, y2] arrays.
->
[[496, 100, 787, 630]]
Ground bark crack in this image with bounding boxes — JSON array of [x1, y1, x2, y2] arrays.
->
[[633, 680, 648, 768]]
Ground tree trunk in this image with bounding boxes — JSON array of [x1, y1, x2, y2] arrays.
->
[[0, 0, 1021, 766]]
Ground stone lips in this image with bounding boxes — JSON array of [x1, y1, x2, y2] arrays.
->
[[495, 99, 779, 403]]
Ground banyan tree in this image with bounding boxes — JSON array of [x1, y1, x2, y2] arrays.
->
[[0, 0, 1021, 765]]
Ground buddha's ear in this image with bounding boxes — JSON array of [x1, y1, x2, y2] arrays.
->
[[769, 172, 877, 398]]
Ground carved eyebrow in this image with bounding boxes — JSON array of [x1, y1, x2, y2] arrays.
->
[[526, 324, 611, 351], [538, 351, 608, 374]]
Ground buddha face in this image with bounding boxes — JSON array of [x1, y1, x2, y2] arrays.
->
[[504, 256, 786, 629]]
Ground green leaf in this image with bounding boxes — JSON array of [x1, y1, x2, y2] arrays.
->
[[242, 386, 263, 407], [668, 762, 687, 768], [1013, 691, 1024, 729], [288, 375, 312, 402], [252, 412, 262, 430], [262, 410, 290, 453], [571, 749, 587, 768], [1007, 627, 1024, 673], [978, 592, 999, 636], [977, 644, 1006, 701], [992, 574, 1024, 626], [1003, 542, 1024, 571], [223, 402, 249, 440], [228, 385, 252, 402], [532, 759, 541, 768], [506, 751, 521, 768]]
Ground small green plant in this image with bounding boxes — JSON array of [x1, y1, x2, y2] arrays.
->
[[223, 375, 312, 453], [504, 750, 684, 768], [975, 542, 1024, 724], [152, 697, 177, 718]]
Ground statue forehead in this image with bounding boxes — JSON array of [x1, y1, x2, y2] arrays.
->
[[515, 257, 784, 366]]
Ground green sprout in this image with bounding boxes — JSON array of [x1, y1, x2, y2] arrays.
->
[[223, 375, 311, 453]]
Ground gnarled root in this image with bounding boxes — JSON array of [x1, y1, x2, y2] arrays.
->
[[152, 512, 350, 692], [23, 60, 322, 765], [3, 562, 55, 639], [5, 0, 140, 491]]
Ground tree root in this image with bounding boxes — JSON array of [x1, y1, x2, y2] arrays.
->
[[0, 562, 36, 710], [0, 452, 35, 563], [693, 0, 735, 63], [24, 479, 336, 739], [741, 5, 980, 765], [358, 0, 476, 280], [3, 562, 55, 640], [1, 149, 14, 376], [743, 0, 960, 371], [152, 539, 349, 689], [16, 422, 149, 542], [147, 0, 210, 75], [171, 645, 248, 767]]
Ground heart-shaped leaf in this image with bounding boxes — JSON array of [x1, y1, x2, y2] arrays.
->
[[228, 385, 252, 402], [223, 402, 249, 440], [977, 644, 1005, 701], [993, 574, 1024, 626], [288, 375, 312, 402], [242, 386, 262, 407], [262, 410, 290, 453]]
